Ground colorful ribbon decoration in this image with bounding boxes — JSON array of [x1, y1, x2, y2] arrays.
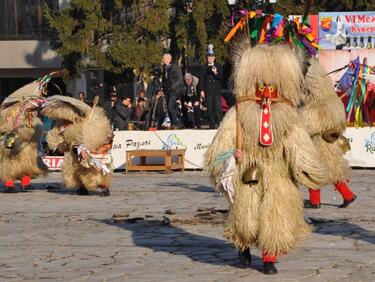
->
[[339, 57, 375, 127], [224, 12, 319, 56]]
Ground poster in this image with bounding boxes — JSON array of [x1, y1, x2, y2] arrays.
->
[[318, 49, 375, 124], [319, 11, 375, 50]]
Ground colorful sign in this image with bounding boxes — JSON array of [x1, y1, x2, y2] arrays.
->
[[319, 11, 375, 50]]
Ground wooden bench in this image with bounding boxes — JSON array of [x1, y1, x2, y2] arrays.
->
[[126, 149, 185, 174]]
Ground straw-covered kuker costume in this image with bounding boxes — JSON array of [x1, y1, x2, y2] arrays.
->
[[0, 74, 59, 193], [301, 59, 356, 208], [205, 9, 328, 275], [41, 96, 113, 196]]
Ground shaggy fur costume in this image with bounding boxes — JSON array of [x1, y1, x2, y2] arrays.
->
[[41, 96, 113, 191], [301, 59, 350, 184], [0, 82, 48, 185], [205, 44, 328, 256]]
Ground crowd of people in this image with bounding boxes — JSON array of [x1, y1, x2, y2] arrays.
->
[[78, 51, 231, 131]]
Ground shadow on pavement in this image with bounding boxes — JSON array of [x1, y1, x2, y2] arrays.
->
[[311, 217, 375, 245], [102, 219, 262, 270], [156, 182, 214, 193]]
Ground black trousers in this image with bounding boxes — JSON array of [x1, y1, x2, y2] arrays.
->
[[207, 95, 223, 129]]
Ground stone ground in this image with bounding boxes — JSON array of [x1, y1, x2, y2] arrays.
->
[[0, 169, 374, 282]]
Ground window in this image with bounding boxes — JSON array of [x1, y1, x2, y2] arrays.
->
[[0, 0, 59, 40]]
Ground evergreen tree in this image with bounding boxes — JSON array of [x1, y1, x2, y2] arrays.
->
[[44, 0, 171, 76], [45, 0, 375, 76]]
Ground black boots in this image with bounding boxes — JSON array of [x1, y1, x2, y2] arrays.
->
[[2, 187, 18, 193], [263, 262, 277, 275], [77, 187, 110, 196], [100, 187, 110, 197], [239, 249, 278, 275], [338, 194, 357, 208], [304, 199, 321, 209], [76, 187, 89, 195], [238, 248, 251, 266]]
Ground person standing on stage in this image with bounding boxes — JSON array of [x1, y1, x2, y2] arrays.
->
[[200, 44, 223, 129]]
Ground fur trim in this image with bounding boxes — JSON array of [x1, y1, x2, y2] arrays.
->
[[233, 44, 305, 107], [41, 95, 92, 122], [300, 59, 350, 184], [45, 97, 114, 189], [0, 89, 48, 181]]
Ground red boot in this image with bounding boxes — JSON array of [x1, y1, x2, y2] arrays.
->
[[262, 252, 277, 275], [20, 175, 31, 192], [334, 181, 356, 208], [2, 180, 17, 193], [304, 189, 321, 208]]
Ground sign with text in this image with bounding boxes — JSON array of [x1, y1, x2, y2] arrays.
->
[[43, 128, 375, 171], [343, 127, 375, 167], [42, 156, 64, 171], [319, 11, 375, 50], [111, 129, 217, 170]]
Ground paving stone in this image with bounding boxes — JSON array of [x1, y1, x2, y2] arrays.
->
[[0, 170, 374, 281]]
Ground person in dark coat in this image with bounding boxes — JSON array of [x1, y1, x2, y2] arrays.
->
[[101, 89, 117, 125], [112, 96, 132, 130], [151, 89, 168, 129], [200, 49, 223, 129], [162, 53, 185, 129]]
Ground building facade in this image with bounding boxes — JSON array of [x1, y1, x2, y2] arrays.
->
[[0, 0, 69, 101]]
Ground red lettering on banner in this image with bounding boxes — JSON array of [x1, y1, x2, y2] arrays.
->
[[351, 25, 375, 33], [345, 15, 375, 24], [43, 156, 64, 170], [43, 158, 51, 167], [357, 15, 365, 23]]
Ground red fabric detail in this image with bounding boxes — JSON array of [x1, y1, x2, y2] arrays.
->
[[256, 85, 278, 100], [334, 181, 354, 201], [5, 180, 14, 188], [262, 252, 277, 263], [263, 86, 271, 99], [260, 103, 273, 145], [309, 189, 321, 205], [256, 85, 278, 146], [21, 175, 31, 187]]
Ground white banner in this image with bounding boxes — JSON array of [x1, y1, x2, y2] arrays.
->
[[111, 129, 217, 170], [343, 127, 375, 167], [43, 128, 375, 170]]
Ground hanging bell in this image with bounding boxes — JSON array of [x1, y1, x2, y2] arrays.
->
[[242, 165, 260, 185], [337, 135, 351, 153], [322, 128, 340, 143], [4, 133, 16, 149]]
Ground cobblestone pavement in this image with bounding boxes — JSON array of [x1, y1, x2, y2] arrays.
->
[[0, 169, 374, 282]]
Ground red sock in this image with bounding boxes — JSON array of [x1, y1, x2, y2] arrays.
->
[[5, 180, 14, 188], [262, 252, 277, 263], [309, 189, 321, 205], [334, 181, 354, 201], [21, 175, 31, 187]]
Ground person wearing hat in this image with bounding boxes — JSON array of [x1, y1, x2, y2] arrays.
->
[[200, 45, 223, 129]]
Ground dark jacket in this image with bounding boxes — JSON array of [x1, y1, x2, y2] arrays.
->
[[162, 63, 185, 99], [200, 62, 223, 96], [112, 101, 132, 130], [101, 101, 114, 123]]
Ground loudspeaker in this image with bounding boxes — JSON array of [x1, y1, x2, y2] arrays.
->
[[85, 69, 104, 105]]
